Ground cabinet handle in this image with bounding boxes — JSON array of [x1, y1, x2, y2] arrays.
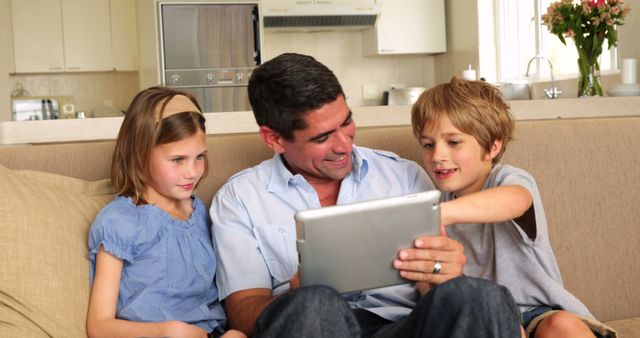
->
[[49, 67, 64, 71], [380, 49, 395, 53], [67, 67, 81, 70]]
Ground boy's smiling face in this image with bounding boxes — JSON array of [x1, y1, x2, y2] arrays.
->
[[419, 115, 502, 197]]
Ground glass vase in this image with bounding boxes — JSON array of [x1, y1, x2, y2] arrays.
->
[[577, 53, 603, 97]]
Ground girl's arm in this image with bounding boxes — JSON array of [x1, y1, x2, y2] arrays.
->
[[440, 185, 532, 227], [86, 246, 208, 338]]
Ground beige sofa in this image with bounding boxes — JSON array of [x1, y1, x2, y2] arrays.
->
[[1, 116, 639, 337]]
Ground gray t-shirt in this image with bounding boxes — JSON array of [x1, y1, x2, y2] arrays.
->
[[443, 164, 593, 318]]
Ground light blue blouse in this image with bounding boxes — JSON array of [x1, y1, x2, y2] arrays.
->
[[89, 195, 226, 333], [211, 145, 434, 321]]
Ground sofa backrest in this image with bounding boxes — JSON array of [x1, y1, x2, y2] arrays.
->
[[503, 117, 640, 322], [1, 116, 639, 323]]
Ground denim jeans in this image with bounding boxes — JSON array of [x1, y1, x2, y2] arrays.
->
[[253, 276, 521, 338]]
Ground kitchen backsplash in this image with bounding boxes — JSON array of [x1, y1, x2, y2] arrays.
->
[[9, 71, 139, 118]]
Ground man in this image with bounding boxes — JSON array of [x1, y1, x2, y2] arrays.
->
[[210, 53, 521, 337]]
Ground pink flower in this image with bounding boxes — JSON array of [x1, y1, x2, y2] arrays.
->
[[543, 0, 629, 50]]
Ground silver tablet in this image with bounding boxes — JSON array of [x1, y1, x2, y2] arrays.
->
[[294, 190, 441, 293]]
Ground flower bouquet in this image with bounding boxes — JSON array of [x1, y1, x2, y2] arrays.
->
[[542, 0, 631, 96]]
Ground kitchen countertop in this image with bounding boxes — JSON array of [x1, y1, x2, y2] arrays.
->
[[1, 96, 640, 145]]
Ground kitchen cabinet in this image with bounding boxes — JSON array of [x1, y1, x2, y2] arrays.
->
[[61, 0, 112, 71], [110, 0, 138, 71], [11, 0, 137, 73], [362, 0, 446, 55], [11, 0, 65, 72]]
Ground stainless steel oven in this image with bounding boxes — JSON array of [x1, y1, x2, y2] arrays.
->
[[158, 1, 261, 113]]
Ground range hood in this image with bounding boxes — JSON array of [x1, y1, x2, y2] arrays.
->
[[263, 3, 380, 29]]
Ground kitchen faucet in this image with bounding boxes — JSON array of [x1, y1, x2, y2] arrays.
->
[[525, 56, 562, 99]]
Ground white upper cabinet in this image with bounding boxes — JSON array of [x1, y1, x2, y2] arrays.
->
[[10, 0, 138, 73], [11, 0, 65, 73], [363, 0, 446, 55], [61, 0, 112, 71], [110, 0, 138, 71]]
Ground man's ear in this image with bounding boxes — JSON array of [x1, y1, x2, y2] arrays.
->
[[487, 139, 503, 161], [259, 126, 286, 154]]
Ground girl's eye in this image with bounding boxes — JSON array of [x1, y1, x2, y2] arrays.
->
[[196, 154, 206, 160], [172, 158, 184, 164], [448, 140, 461, 146]]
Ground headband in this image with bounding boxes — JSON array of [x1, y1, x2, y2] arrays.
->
[[153, 95, 201, 122]]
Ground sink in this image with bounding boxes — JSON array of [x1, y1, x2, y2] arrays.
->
[[495, 82, 531, 100]]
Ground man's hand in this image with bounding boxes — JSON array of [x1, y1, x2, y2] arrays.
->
[[392, 234, 466, 293], [225, 288, 274, 336], [290, 272, 300, 289]]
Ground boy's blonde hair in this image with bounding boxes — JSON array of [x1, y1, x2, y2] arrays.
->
[[111, 86, 207, 204], [411, 77, 515, 164]]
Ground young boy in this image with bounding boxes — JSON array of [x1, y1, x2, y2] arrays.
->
[[410, 78, 615, 338]]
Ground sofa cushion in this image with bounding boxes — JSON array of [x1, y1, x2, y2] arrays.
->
[[0, 165, 114, 338], [605, 317, 640, 338]]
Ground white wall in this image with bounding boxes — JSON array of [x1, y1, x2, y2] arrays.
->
[[433, 0, 480, 84], [263, 30, 436, 107], [618, 0, 640, 62]]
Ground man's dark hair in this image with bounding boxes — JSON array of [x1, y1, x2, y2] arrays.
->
[[248, 53, 345, 141]]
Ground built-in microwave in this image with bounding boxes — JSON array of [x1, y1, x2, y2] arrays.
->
[[158, 2, 261, 113]]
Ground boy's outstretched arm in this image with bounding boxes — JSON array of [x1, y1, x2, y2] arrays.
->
[[440, 185, 532, 226]]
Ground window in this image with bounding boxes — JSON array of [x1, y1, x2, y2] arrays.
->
[[491, 0, 618, 82]]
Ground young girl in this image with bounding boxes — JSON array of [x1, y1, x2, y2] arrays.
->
[[410, 78, 615, 338], [87, 87, 245, 338]]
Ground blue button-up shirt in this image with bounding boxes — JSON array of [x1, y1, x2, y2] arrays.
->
[[210, 145, 434, 321]]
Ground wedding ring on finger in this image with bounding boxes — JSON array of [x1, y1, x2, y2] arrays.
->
[[432, 261, 442, 274]]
